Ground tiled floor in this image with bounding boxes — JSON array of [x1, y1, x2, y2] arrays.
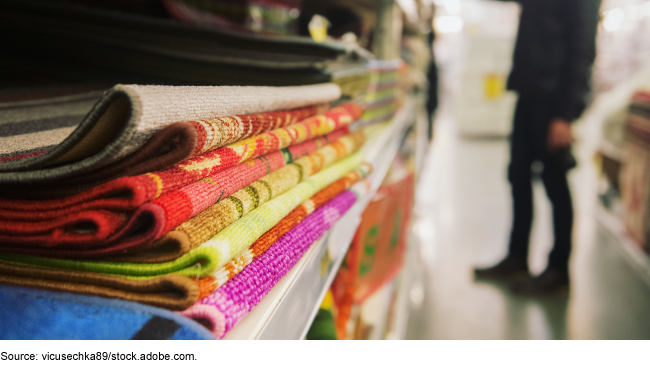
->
[[404, 99, 650, 340]]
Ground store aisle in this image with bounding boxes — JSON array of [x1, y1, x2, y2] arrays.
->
[[405, 105, 650, 340]]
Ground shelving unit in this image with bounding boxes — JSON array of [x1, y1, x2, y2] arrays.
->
[[596, 202, 650, 288], [223, 95, 421, 340]]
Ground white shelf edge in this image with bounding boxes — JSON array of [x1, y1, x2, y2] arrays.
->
[[222, 95, 420, 340], [294, 96, 420, 340]]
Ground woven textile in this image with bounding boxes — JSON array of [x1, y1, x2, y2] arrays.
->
[[0, 285, 215, 340], [0, 129, 350, 253], [161, 131, 365, 254], [0, 104, 328, 200], [205, 163, 372, 293], [0, 103, 362, 217], [0, 153, 364, 278], [0, 83, 341, 183], [182, 190, 358, 338], [196, 151, 365, 271], [0, 261, 198, 311]]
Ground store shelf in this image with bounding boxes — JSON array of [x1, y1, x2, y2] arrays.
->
[[596, 202, 650, 288], [223, 95, 420, 340]]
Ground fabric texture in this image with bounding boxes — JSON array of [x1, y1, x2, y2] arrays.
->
[[0, 285, 214, 340], [203, 163, 372, 293], [0, 103, 361, 217], [0, 261, 199, 311], [0, 128, 351, 256], [181, 189, 358, 338], [0, 104, 328, 199], [0, 83, 341, 183], [0, 153, 364, 279], [156, 132, 365, 257]]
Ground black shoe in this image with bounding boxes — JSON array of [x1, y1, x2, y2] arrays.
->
[[474, 257, 530, 282], [511, 267, 569, 296]]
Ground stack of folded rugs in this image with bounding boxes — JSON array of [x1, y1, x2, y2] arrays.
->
[[0, 81, 383, 339], [357, 59, 402, 128], [0, 0, 370, 92]]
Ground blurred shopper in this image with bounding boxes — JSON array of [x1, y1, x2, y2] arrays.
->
[[474, 0, 601, 294], [426, 29, 438, 141]]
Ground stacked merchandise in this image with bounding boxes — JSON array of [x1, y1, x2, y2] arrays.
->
[[0, 0, 370, 94], [357, 60, 402, 127], [620, 91, 650, 253], [0, 81, 383, 339]]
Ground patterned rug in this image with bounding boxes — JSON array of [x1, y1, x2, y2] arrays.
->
[[181, 187, 362, 338], [0, 83, 341, 183], [0, 129, 351, 255], [0, 153, 364, 279], [0, 103, 361, 217], [0, 104, 328, 199]]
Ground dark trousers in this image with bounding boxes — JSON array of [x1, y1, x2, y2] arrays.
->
[[507, 95, 573, 271]]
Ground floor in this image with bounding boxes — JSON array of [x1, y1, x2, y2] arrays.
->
[[404, 89, 650, 339]]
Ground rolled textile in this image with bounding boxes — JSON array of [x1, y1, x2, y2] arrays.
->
[[0, 153, 364, 278], [181, 189, 359, 338], [0, 128, 351, 251], [204, 163, 372, 294], [0, 103, 361, 216], [0, 261, 198, 311], [0, 83, 342, 182], [0, 103, 328, 199], [0, 285, 215, 340]]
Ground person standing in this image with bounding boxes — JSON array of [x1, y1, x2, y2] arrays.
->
[[474, 0, 601, 294]]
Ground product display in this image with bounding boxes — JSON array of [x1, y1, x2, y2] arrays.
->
[[358, 60, 401, 127], [0, 152, 366, 278], [0, 0, 422, 341], [0, 0, 370, 89], [181, 188, 360, 338], [0, 128, 357, 257], [0, 83, 341, 184], [206, 163, 372, 293]]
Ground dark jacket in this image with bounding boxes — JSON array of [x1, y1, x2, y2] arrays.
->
[[502, 0, 601, 121]]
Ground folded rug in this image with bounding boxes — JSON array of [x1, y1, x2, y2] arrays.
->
[[0, 261, 198, 311], [0, 103, 361, 216], [139, 132, 366, 261], [0, 285, 214, 340], [0, 83, 341, 183], [0, 153, 364, 278], [357, 59, 401, 127], [1, 103, 328, 199], [0, 128, 352, 251], [1, 0, 366, 87], [180, 188, 359, 338], [203, 163, 372, 294]]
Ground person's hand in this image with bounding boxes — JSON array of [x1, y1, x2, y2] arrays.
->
[[547, 118, 572, 151]]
